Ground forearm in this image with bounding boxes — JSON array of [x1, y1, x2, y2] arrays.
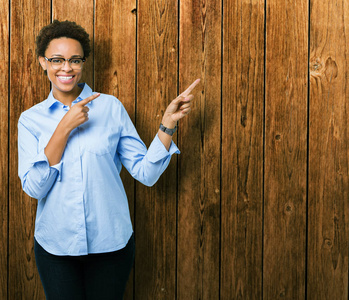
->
[[44, 122, 71, 166], [120, 133, 179, 187], [157, 119, 176, 151]]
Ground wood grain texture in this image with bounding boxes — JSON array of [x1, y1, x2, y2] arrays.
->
[[52, 0, 94, 87], [264, 0, 308, 298], [177, 0, 221, 299], [135, 1, 178, 299], [221, 0, 264, 299], [5, 0, 349, 299], [0, 0, 9, 299], [9, 0, 50, 299], [94, 0, 137, 299], [308, 0, 349, 298]]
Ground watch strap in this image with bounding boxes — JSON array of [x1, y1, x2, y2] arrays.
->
[[159, 123, 177, 136]]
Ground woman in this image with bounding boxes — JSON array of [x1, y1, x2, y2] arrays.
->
[[18, 20, 199, 300]]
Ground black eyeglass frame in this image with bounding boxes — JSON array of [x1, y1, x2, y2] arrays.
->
[[44, 56, 86, 69]]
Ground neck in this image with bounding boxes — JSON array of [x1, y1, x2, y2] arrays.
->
[[52, 85, 82, 107]]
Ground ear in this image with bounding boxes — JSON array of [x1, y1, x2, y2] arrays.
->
[[38, 56, 47, 70]]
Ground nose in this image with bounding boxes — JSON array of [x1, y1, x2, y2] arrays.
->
[[61, 60, 73, 72]]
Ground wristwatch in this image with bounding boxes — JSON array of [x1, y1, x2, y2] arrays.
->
[[159, 123, 177, 136]]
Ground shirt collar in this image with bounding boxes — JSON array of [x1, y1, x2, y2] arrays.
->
[[46, 83, 94, 109]]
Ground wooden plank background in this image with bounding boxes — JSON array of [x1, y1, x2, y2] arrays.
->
[[308, 0, 349, 299], [264, 0, 308, 298], [2, 0, 349, 299]]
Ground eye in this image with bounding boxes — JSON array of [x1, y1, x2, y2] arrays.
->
[[70, 59, 82, 64], [51, 58, 64, 64]]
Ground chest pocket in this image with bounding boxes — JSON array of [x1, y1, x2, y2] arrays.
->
[[80, 126, 112, 155]]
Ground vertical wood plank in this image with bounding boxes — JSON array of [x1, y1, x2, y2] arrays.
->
[[177, 0, 221, 299], [221, 0, 264, 298], [264, 0, 308, 298], [0, 0, 9, 299], [308, 0, 349, 298], [9, 0, 50, 299], [94, 0, 137, 299], [135, 1, 178, 299], [52, 0, 94, 88]]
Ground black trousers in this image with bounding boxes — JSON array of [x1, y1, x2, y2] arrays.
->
[[34, 234, 135, 300]]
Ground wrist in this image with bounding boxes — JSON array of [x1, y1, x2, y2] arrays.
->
[[159, 123, 177, 136], [161, 118, 176, 129], [57, 119, 73, 137]]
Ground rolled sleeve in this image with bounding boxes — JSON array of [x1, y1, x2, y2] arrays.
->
[[146, 134, 180, 163], [20, 149, 62, 199], [32, 150, 63, 182], [117, 105, 180, 186], [18, 119, 62, 199]]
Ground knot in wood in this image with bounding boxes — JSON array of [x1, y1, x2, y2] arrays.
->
[[241, 115, 247, 127], [310, 57, 324, 77], [279, 289, 286, 297], [323, 238, 332, 249], [324, 57, 338, 82], [311, 62, 322, 71], [284, 203, 293, 214], [26, 49, 34, 69], [310, 57, 338, 82]]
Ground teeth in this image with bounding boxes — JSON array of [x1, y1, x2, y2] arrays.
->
[[58, 76, 73, 80]]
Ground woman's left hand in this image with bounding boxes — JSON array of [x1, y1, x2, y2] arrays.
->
[[161, 79, 200, 128]]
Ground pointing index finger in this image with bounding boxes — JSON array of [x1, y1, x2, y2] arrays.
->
[[80, 93, 100, 106], [179, 78, 200, 97]]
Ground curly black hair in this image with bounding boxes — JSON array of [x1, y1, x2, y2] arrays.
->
[[35, 20, 91, 58]]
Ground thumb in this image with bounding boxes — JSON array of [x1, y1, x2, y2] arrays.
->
[[79, 93, 100, 106], [172, 95, 185, 105]]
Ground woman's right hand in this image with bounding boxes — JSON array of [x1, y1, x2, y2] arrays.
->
[[44, 93, 100, 166], [60, 93, 100, 132]]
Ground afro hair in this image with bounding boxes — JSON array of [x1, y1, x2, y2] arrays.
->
[[35, 20, 91, 58]]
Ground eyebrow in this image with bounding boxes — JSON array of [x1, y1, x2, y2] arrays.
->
[[50, 54, 84, 58]]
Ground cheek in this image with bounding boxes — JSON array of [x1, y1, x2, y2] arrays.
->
[[75, 72, 83, 81], [46, 70, 55, 82]]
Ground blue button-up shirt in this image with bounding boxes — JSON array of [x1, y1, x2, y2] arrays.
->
[[18, 83, 179, 256]]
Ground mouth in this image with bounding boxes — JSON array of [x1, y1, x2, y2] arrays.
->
[[57, 75, 75, 83]]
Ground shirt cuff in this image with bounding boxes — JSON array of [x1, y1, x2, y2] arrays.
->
[[146, 134, 180, 163], [33, 149, 63, 182]]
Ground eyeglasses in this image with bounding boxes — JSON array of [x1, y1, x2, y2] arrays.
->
[[44, 57, 86, 70]]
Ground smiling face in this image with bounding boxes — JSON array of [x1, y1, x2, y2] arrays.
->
[[39, 37, 84, 104]]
